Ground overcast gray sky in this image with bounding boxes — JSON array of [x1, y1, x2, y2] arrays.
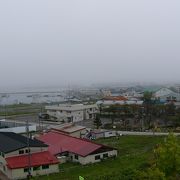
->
[[0, 0, 180, 89]]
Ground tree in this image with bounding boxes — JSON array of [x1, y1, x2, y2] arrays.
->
[[165, 103, 176, 116], [143, 91, 153, 104], [93, 114, 102, 129], [136, 133, 180, 179], [143, 91, 153, 129], [154, 133, 180, 177]]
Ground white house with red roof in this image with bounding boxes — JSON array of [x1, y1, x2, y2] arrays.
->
[[0, 132, 59, 180], [37, 131, 117, 165]]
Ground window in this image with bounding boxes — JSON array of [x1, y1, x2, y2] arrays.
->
[[24, 168, 29, 172], [19, 150, 24, 154], [33, 166, 40, 171], [42, 165, 49, 170], [95, 155, 100, 160], [74, 154, 79, 160], [103, 153, 108, 158], [25, 149, 30, 153]]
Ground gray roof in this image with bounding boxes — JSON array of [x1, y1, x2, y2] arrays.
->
[[0, 132, 47, 153], [51, 123, 86, 133], [45, 104, 98, 111]]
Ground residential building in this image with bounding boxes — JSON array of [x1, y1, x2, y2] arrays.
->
[[0, 132, 59, 180], [154, 88, 180, 102], [0, 120, 36, 134], [97, 96, 143, 106], [50, 123, 87, 138], [100, 89, 112, 97], [86, 129, 117, 140], [37, 131, 117, 165], [45, 104, 98, 122], [103, 96, 128, 101]]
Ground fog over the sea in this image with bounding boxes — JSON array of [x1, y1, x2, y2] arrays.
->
[[0, 0, 180, 90]]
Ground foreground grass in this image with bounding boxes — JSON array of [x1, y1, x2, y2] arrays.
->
[[33, 136, 166, 180]]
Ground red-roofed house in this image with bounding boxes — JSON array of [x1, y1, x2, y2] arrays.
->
[[6, 151, 59, 180], [104, 96, 128, 101], [37, 131, 117, 165], [0, 132, 59, 180]]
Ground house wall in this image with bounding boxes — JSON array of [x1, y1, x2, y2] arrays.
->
[[0, 154, 6, 174], [84, 107, 97, 120], [53, 110, 83, 122], [47, 107, 97, 122], [0, 147, 48, 179], [104, 131, 116, 138], [71, 111, 84, 122], [92, 132, 104, 139], [91, 130, 117, 139], [69, 150, 117, 165], [6, 147, 48, 158], [6, 164, 59, 180], [160, 94, 180, 101], [47, 110, 84, 122]]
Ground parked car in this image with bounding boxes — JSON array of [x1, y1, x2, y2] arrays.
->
[[38, 113, 49, 119]]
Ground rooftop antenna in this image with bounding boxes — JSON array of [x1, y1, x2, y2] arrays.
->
[[26, 119, 31, 179]]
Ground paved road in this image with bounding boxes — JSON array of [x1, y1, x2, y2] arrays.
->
[[3, 115, 180, 136], [115, 130, 180, 136]]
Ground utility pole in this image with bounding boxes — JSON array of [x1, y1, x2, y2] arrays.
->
[[4, 105, 7, 120], [26, 119, 31, 179], [38, 105, 43, 132]]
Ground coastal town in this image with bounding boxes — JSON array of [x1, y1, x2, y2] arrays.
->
[[1, 0, 180, 179], [0, 84, 180, 179]]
